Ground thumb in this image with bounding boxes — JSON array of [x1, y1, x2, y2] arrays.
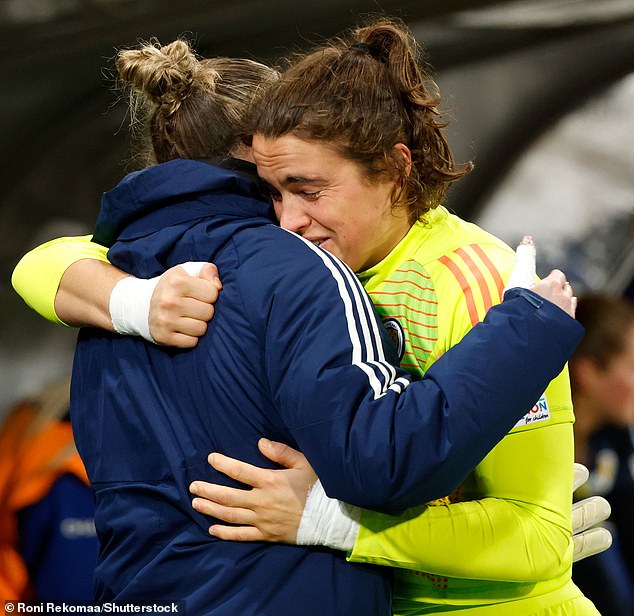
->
[[198, 263, 222, 289], [504, 235, 537, 292], [176, 261, 222, 289], [258, 438, 307, 469], [573, 462, 590, 492]]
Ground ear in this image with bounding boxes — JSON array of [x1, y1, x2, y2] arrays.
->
[[393, 143, 412, 176], [571, 356, 601, 392]]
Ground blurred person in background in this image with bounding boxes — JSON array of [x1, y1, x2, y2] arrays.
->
[[570, 293, 634, 616], [0, 378, 97, 602]]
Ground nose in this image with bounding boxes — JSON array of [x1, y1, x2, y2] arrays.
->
[[275, 196, 311, 234]]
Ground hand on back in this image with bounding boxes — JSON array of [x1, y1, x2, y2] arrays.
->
[[149, 262, 222, 347]]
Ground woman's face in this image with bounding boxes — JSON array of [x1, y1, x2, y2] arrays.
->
[[252, 133, 411, 272], [588, 325, 634, 426]]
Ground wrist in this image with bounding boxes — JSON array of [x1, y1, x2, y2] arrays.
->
[[109, 275, 159, 342], [297, 480, 361, 551]]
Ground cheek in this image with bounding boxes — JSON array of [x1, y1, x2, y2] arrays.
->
[[599, 368, 634, 424], [273, 202, 282, 222], [336, 222, 370, 255], [342, 202, 387, 242]]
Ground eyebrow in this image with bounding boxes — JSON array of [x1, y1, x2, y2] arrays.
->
[[282, 175, 327, 187]]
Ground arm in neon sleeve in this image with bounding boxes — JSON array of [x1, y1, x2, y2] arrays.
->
[[247, 233, 582, 511], [348, 417, 574, 582], [11, 235, 127, 329]]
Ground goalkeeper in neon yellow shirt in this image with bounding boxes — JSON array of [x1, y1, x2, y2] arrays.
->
[[12, 220, 603, 615], [12, 18, 607, 615], [184, 212, 600, 615], [337, 210, 594, 615]]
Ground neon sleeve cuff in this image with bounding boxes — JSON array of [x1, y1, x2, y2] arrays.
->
[[11, 235, 110, 326]]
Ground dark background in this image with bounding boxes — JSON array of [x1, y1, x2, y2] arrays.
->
[[1, 0, 633, 411]]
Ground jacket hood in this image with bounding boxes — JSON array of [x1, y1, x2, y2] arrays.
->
[[93, 158, 274, 247], [92, 158, 277, 278]]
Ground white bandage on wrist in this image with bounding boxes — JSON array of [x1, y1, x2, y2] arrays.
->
[[504, 236, 537, 294], [108, 262, 209, 344], [109, 275, 160, 343], [296, 480, 361, 552]]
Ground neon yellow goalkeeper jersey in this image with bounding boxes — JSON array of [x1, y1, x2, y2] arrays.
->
[[11, 213, 598, 614], [354, 207, 598, 615]]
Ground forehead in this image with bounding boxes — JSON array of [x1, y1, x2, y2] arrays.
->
[[252, 134, 340, 178]]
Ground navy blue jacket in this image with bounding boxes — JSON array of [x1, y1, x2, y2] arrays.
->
[[71, 158, 583, 615]]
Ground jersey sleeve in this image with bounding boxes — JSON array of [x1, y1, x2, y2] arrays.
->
[[11, 236, 110, 326], [348, 419, 574, 582], [347, 236, 576, 580], [241, 232, 583, 513]]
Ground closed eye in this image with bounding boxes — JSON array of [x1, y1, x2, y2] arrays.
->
[[268, 188, 282, 202]]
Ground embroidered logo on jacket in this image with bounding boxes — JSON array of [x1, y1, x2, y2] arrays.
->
[[383, 318, 405, 362]]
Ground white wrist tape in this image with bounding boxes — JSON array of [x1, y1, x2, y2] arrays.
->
[[504, 241, 537, 294], [108, 262, 209, 344], [296, 480, 361, 551], [109, 276, 160, 343]]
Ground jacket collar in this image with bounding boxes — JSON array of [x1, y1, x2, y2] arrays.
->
[[92, 158, 273, 247]]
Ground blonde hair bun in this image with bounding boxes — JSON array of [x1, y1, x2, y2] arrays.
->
[[117, 39, 219, 115]]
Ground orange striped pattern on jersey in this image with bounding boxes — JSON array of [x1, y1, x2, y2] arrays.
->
[[368, 260, 438, 377], [439, 244, 505, 327]]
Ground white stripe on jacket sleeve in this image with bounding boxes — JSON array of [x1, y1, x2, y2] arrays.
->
[[286, 230, 408, 399]]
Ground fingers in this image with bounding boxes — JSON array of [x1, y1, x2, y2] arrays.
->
[[572, 496, 611, 534], [209, 524, 265, 542], [531, 269, 576, 318], [207, 452, 267, 489], [176, 298, 215, 325], [191, 491, 256, 524], [544, 269, 566, 286], [159, 331, 202, 349], [198, 263, 223, 290], [189, 478, 262, 516], [149, 265, 219, 344], [181, 274, 222, 303], [573, 462, 590, 492], [156, 264, 220, 307], [176, 313, 211, 337], [258, 438, 310, 469], [176, 261, 221, 286], [573, 527, 613, 562], [189, 476, 300, 544], [150, 310, 212, 347], [171, 269, 221, 304], [191, 449, 312, 545], [154, 299, 213, 332]]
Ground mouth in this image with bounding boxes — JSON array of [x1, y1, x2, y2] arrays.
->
[[306, 237, 326, 248]]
